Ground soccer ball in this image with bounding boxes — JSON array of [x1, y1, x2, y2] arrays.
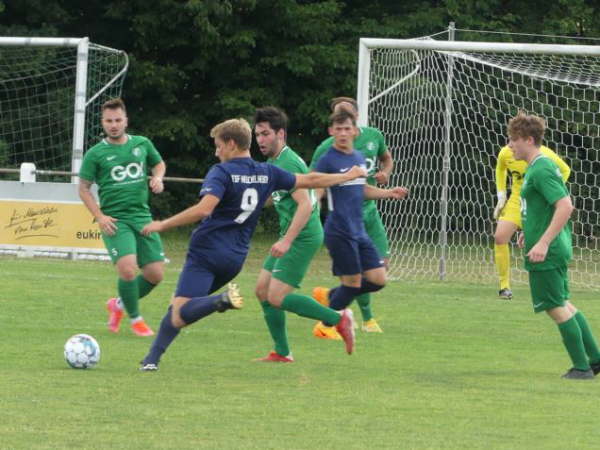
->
[[64, 334, 101, 369]]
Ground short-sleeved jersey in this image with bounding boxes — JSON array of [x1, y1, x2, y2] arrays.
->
[[268, 146, 322, 239], [311, 127, 386, 209], [521, 155, 572, 271], [79, 135, 162, 219], [315, 147, 367, 239], [496, 145, 570, 197], [190, 157, 296, 256]]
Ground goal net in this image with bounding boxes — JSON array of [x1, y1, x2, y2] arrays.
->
[[0, 38, 128, 176], [358, 33, 600, 289]]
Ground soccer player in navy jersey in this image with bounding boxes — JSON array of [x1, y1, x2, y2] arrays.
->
[[138, 118, 366, 371], [314, 109, 408, 320]]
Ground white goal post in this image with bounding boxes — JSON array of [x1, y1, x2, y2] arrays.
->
[[0, 37, 128, 182], [0, 37, 128, 259], [358, 34, 600, 289]]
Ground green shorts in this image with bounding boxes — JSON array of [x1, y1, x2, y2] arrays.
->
[[528, 266, 570, 313], [262, 230, 323, 289], [101, 217, 165, 266], [363, 206, 389, 259]]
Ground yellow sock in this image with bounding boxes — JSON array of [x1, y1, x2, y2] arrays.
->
[[494, 243, 510, 290]]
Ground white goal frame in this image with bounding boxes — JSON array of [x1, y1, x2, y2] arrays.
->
[[357, 35, 600, 288]]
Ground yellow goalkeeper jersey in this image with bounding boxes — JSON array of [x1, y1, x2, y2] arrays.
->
[[495, 145, 571, 196]]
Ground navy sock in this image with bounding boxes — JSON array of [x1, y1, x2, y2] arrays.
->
[[143, 306, 180, 365], [359, 279, 385, 294], [179, 293, 223, 325], [329, 285, 362, 311]]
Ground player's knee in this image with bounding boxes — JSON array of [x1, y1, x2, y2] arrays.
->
[[255, 285, 267, 302], [494, 231, 508, 245], [118, 266, 138, 281], [266, 293, 284, 308]]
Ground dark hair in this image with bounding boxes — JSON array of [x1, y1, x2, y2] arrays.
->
[[330, 96, 358, 113], [329, 108, 356, 126], [101, 98, 126, 113], [253, 106, 288, 132]]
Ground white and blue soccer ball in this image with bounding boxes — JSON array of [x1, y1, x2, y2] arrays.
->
[[64, 334, 101, 369]]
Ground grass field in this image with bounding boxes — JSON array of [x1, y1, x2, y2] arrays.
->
[[1, 233, 600, 449]]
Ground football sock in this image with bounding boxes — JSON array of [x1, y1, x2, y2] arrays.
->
[[329, 285, 362, 311], [557, 316, 590, 371], [356, 293, 373, 321], [143, 306, 180, 365], [359, 279, 384, 294], [178, 293, 223, 325], [118, 278, 140, 318], [261, 301, 290, 357], [574, 311, 600, 364], [137, 275, 157, 299], [281, 293, 340, 325], [494, 243, 510, 290]]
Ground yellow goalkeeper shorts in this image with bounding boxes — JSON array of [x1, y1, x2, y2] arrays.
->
[[498, 194, 522, 228]]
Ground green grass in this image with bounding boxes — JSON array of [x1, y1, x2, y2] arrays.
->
[[1, 233, 600, 449]]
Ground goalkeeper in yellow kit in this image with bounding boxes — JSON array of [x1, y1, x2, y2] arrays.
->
[[493, 144, 570, 299]]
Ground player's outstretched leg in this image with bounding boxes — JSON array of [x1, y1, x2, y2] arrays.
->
[[178, 283, 243, 326], [140, 284, 243, 371]]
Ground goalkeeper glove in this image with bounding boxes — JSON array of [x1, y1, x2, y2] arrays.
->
[[493, 191, 507, 220]]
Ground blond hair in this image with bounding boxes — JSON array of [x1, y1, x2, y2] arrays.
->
[[210, 118, 252, 150], [507, 112, 546, 146]]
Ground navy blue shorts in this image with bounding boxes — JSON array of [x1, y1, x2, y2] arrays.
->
[[324, 232, 383, 276], [175, 249, 244, 298]]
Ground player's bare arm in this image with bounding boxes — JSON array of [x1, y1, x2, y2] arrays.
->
[[141, 194, 221, 235], [78, 178, 118, 235], [374, 150, 393, 185], [149, 160, 166, 194], [295, 165, 367, 189], [527, 196, 574, 263], [270, 189, 312, 258], [364, 184, 408, 200]]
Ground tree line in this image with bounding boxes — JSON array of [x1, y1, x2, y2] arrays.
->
[[1, 0, 599, 219]]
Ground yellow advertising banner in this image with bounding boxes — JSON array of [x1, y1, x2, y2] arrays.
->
[[0, 200, 104, 249]]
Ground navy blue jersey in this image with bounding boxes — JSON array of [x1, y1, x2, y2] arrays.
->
[[315, 147, 367, 239], [190, 157, 296, 255]]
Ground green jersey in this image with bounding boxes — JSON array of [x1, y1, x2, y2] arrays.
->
[[79, 134, 162, 219], [521, 154, 572, 271], [269, 146, 322, 239], [310, 126, 387, 209]]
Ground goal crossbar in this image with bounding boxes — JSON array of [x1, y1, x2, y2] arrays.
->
[[359, 38, 600, 56]]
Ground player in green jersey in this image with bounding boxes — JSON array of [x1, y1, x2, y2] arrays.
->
[[510, 112, 600, 380], [310, 97, 394, 337], [79, 98, 166, 337], [253, 106, 340, 362]]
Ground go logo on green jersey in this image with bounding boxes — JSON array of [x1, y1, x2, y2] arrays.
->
[[111, 162, 145, 182]]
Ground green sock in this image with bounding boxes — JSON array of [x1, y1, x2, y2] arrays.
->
[[281, 293, 340, 325], [557, 316, 590, 371], [574, 311, 600, 364], [260, 301, 289, 357], [118, 278, 140, 319], [356, 293, 373, 321], [137, 275, 156, 299]]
